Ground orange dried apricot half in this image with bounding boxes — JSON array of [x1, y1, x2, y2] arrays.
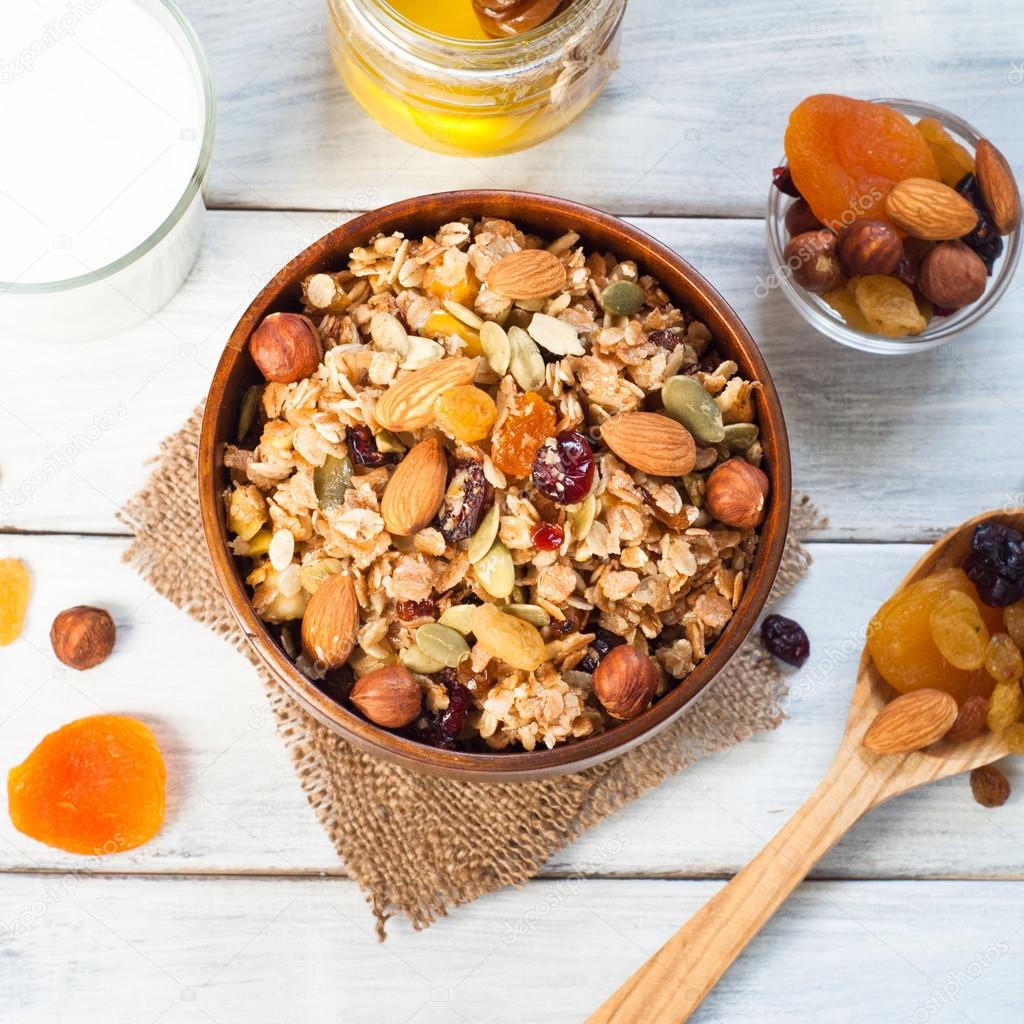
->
[[491, 390, 556, 478], [785, 95, 940, 230], [0, 558, 31, 646], [8, 715, 166, 855], [868, 568, 1001, 704]]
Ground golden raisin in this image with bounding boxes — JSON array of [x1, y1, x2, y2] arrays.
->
[[434, 385, 497, 443], [8, 715, 166, 855], [915, 118, 975, 188], [1002, 722, 1024, 755], [0, 558, 31, 646], [970, 764, 1010, 808], [986, 682, 1024, 733], [1004, 600, 1024, 650], [984, 634, 1023, 684], [929, 589, 989, 670], [822, 281, 873, 332], [491, 390, 556, 478], [853, 275, 928, 337]]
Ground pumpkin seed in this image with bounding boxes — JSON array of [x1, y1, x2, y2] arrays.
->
[[299, 558, 343, 594], [681, 472, 705, 508], [474, 540, 515, 598], [438, 604, 475, 636], [269, 529, 295, 571], [468, 501, 500, 564], [237, 384, 262, 441], [662, 375, 726, 444], [504, 603, 551, 629], [569, 493, 597, 542], [600, 280, 645, 316], [415, 623, 470, 668], [507, 326, 546, 391], [370, 312, 410, 358], [313, 454, 352, 511], [527, 313, 584, 356], [400, 644, 445, 675], [373, 428, 407, 454], [401, 335, 444, 370], [722, 422, 759, 451], [480, 321, 511, 376]]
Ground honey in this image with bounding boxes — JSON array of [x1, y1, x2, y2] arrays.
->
[[327, 0, 626, 156]]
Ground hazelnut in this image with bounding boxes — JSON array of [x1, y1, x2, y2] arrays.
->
[[592, 645, 659, 721], [784, 199, 823, 237], [249, 312, 322, 383], [918, 240, 987, 309], [837, 220, 903, 276], [783, 230, 842, 294], [706, 458, 770, 530], [50, 606, 116, 670], [350, 666, 422, 729]]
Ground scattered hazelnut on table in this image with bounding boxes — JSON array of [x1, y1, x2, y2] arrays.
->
[[783, 229, 843, 293], [837, 220, 903, 276], [249, 312, 323, 383], [350, 665, 422, 729], [705, 459, 770, 530], [917, 240, 988, 310], [50, 606, 116, 670], [593, 645, 660, 721]]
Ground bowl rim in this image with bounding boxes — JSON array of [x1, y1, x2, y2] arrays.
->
[[199, 189, 792, 780], [766, 97, 1021, 355]]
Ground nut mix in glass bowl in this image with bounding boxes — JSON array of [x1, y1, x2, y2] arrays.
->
[[215, 208, 775, 759]]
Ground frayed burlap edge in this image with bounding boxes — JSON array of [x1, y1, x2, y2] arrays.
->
[[120, 407, 823, 937]]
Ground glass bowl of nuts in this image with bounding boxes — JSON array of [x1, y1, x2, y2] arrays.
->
[[199, 191, 791, 780], [766, 97, 1021, 355]]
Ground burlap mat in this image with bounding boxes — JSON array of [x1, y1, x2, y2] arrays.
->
[[120, 408, 821, 937]]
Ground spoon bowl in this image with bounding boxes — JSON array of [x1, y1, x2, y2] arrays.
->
[[588, 509, 1019, 1024]]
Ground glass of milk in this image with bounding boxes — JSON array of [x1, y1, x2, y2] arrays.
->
[[0, 0, 215, 341]]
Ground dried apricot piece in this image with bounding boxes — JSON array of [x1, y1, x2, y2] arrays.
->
[[0, 558, 31, 646], [915, 118, 975, 188], [868, 568, 999, 704], [8, 715, 166, 855], [929, 590, 989, 670], [785, 95, 940, 230], [853, 275, 928, 337], [491, 390, 556, 478]]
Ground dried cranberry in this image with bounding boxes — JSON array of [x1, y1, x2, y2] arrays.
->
[[420, 669, 473, 747], [964, 521, 1024, 607], [531, 522, 564, 551], [761, 614, 810, 667], [579, 626, 626, 673], [438, 459, 491, 543], [772, 166, 802, 198], [932, 306, 957, 318], [396, 598, 436, 621], [531, 430, 595, 506], [956, 173, 1004, 274], [346, 425, 390, 467]]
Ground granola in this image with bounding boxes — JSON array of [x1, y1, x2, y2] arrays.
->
[[224, 217, 769, 752]]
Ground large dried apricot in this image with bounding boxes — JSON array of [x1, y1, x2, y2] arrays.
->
[[785, 95, 940, 230], [491, 390, 556, 478], [0, 558, 31, 646], [868, 568, 1001, 704], [8, 715, 166, 855]]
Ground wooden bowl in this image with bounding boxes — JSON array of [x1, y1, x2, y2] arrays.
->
[[199, 191, 792, 781]]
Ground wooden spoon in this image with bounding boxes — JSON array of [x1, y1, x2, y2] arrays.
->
[[588, 508, 1020, 1024]]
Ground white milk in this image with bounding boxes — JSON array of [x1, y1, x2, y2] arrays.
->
[[0, 0, 211, 340]]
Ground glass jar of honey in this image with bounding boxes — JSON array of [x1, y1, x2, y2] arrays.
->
[[326, 0, 626, 156]]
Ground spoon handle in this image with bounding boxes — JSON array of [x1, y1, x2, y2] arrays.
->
[[586, 745, 883, 1024]]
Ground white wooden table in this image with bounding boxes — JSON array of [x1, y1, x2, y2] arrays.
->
[[3, 1, 1024, 1020]]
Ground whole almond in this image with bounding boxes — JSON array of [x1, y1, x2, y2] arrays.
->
[[301, 572, 358, 670], [885, 178, 978, 240], [381, 437, 447, 536], [374, 357, 478, 432], [486, 249, 567, 300], [863, 689, 958, 755], [975, 139, 1021, 235], [350, 666, 422, 729], [600, 412, 696, 477]]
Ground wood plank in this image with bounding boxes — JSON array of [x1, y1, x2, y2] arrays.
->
[[2, 534, 1021, 879], [2, 211, 1022, 539], [178, 0, 1024, 216], [1, 873, 1021, 1022]]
